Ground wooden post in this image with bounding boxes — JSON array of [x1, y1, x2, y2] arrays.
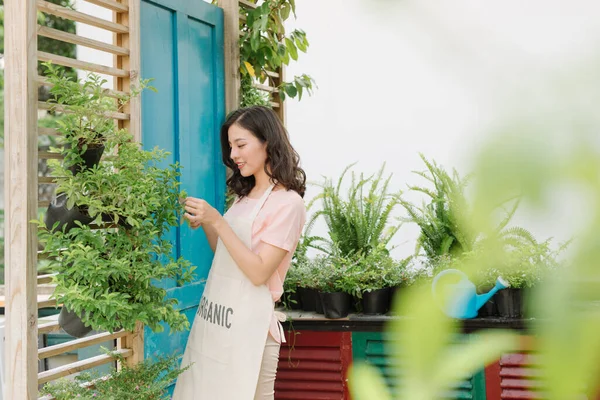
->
[[4, 0, 39, 398], [218, 0, 241, 114], [113, 1, 143, 368], [118, 322, 144, 367], [273, 65, 286, 124], [114, 0, 141, 143]]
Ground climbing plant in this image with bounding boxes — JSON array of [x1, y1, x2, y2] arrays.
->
[[237, 0, 316, 101]]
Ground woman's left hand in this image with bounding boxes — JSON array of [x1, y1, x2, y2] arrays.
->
[[183, 197, 222, 228]]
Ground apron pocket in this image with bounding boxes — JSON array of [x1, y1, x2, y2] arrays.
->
[[190, 274, 241, 364]]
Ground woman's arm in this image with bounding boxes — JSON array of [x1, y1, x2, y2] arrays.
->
[[186, 198, 219, 252], [200, 223, 219, 252], [184, 197, 288, 285], [213, 217, 288, 286]]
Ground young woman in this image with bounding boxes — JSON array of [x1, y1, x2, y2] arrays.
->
[[173, 106, 307, 400]]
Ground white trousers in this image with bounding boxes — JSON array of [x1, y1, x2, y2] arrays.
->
[[253, 334, 281, 400]]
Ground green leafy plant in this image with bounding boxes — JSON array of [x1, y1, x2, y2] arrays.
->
[[401, 155, 540, 265], [473, 238, 569, 289], [399, 155, 475, 259], [312, 163, 402, 259], [35, 65, 195, 333], [240, 74, 271, 108], [237, 0, 316, 100], [40, 352, 189, 400], [345, 244, 410, 294], [296, 255, 329, 291]]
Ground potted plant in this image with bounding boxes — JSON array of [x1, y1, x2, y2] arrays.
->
[[40, 351, 189, 399], [384, 256, 412, 310], [353, 247, 412, 315], [352, 246, 394, 315], [296, 256, 327, 314], [317, 255, 360, 319], [41, 62, 150, 233], [36, 65, 195, 337], [492, 239, 566, 318], [282, 259, 305, 310], [311, 163, 402, 259]]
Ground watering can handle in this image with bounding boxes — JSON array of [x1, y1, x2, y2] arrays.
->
[[431, 269, 469, 301]]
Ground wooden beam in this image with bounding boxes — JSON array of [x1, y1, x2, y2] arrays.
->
[[37, 0, 129, 34], [265, 69, 280, 79], [38, 177, 57, 184], [253, 82, 279, 93], [38, 320, 61, 335], [4, 0, 39, 398], [39, 330, 129, 360], [218, 0, 241, 113], [37, 273, 57, 285], [37, 150, 64, 159], [85, 0, 129, 13], [38, 100, 130, 120], [38, 51, 130, 78], [37, 25, 130, 56], [37, 127, 60, 136], [37, 75, 128, 98], [38, 348, 132, 384], [238, 0, 257, 10]]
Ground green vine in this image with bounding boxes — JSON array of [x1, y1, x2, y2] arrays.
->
[[238, 0, 316, 101]]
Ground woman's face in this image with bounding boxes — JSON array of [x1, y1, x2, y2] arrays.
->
[[228, 123, 268, 178]]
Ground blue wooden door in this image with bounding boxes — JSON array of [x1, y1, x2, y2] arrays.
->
[[139, 0, 225, 361]]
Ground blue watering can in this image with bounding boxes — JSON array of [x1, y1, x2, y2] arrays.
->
[[431, 269, 510, 319]]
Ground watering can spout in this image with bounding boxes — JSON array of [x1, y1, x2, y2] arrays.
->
[[475, 276, 511, 311]]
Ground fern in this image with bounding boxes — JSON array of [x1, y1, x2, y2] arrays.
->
[[311, 163, 401, 258]]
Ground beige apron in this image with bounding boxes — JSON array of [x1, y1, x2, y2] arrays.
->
[[173, 184, 276, 400]]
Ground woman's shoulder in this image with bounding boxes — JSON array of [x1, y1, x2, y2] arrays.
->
[[271, 188, 304, 204], [264, 189, 306, 214]]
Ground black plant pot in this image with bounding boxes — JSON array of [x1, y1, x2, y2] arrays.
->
[[351, 295, 362, 313], [315, 293, 324, 314], [282, 290, 303, 310], [362, 288, 391, 315], [58, 307, 93, 338], [319, 292, 351, 319], [45, 193, 94, 233], [496, 288, 523, 318], [298, 287, 319, 312], [477, 297, 499, 318], [100, 212, 133, 229], [388, 286, 402, 313], [476, 286, 499, 318], [67, 143, 105, 176]]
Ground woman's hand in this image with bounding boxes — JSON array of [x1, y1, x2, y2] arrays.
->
[[183, 197, 223, 229]]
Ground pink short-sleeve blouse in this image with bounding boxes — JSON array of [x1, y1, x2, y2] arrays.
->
[[224, 188, 306, 343]]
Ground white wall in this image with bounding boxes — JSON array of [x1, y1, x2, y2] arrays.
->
[[284, 0, 600, 260], [74, 1, 114, 88]]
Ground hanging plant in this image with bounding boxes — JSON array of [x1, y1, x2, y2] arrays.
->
[[35, 65, 195, 335]]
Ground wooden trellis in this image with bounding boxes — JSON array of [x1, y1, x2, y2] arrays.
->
[[4, 0, 142, 398], [4, 0, 283, 398], [220, 0, 286, 120]]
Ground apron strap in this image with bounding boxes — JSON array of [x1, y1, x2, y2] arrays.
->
[[249, 183, 275, 221]]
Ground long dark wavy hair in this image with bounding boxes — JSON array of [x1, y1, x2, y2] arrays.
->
[[220, 106, 306, 198]]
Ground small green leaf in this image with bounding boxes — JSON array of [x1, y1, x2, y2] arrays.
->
[[284, 84, 297, 98], [281, 3, 291, 20], [285, 38, 298, 61]]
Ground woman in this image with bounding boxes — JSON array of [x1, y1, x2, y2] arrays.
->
[[173, 106, 307, 400]]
